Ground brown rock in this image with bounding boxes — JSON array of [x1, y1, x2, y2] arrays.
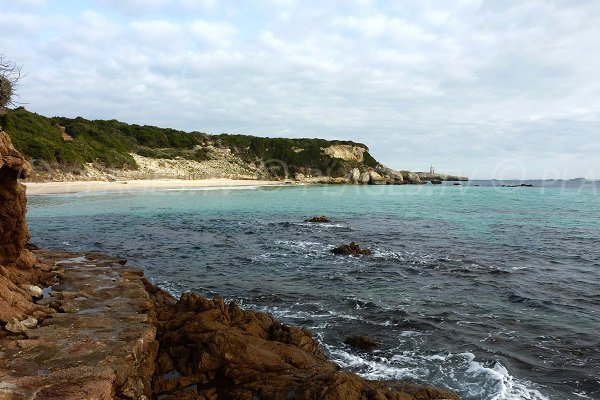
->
[[0, 130, 31, 265], [305, 215, 330, 223], [149, 292, 459, 400], [344, 335, 381, 351], [331, 242, 372, 256]]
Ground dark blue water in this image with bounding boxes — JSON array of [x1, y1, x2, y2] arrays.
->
[[26, 183, 600, 399]]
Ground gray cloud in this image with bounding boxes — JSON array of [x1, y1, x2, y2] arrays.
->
[[1, 0, 599, 178]]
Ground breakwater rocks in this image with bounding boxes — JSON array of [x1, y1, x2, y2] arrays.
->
[[1, 249, 460, 400]]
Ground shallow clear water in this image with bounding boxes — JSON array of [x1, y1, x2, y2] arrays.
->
[[27, 183, 600, 399]]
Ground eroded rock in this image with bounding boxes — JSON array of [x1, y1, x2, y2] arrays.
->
[[344, 335, 381, 351], [331, 242, 372, 256], [0, 129, 31, 265], [149, 291, 459, 400], [19, 284, 43, 298], [305, 215, 330, 223]]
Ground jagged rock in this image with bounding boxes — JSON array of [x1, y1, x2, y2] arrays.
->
[[0, 130, 31, 265], [19, 284, 43, 298], [359, 171, 370, 184], [321, 145, 367, 162], [305, 216, 330, 223], [295, 173, 305, 180], [5, 317, 27, 333], [20, 316, 38, 328], [369, 171, 386, 184], [401, 171, 422, 184], [149, 291, 459, 400], [381, 167, 404, 184], [348, 168, 360, 183], [331, 242, 372, 256], [345, 335, 381, 351]]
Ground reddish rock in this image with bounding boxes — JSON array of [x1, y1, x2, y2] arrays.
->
[[344, 335, 381, 351], [331, 242, 373, 256], [149, 291, 459, 400], [305, 215, 330, 223]]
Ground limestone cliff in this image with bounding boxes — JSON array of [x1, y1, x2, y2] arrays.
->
[[321, 144, 367, 162]]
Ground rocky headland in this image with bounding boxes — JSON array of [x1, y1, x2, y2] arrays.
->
[[2, 108, 467, 185], [0, 128, 460, 399]]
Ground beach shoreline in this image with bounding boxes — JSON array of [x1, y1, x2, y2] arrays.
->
[[24, 178, 286, 195]]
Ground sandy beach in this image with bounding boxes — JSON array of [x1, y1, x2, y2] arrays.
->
[[25, 178, 285, 195]]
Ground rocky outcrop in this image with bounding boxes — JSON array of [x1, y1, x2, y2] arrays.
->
[[0, 129, 31, 265], [321, 144, 367, 162], [401, 171, 422, 184], [344, 335, 381, 351], [416, 172, 468, 182], [331, 242, 373, 256], [0, 251, 158, 400], [150, 291, 459, 400], [0, 129, 52, 326], [305, 216, 330, 223]]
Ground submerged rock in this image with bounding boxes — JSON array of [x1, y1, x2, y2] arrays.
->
[[305, 215, 330, 223], [331, 242, 372, 256], [344, 335, 381, 351]]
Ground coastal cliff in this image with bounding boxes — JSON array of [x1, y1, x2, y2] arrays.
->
[[0, 130, 460, 399], [1, 107, 466, 184]]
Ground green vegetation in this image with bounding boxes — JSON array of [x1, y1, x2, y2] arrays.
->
[[1, 107, 380, 178], [215, 134, 377, 177]]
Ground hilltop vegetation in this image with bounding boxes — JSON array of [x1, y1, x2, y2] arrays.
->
[[0, 107, 378, 179]]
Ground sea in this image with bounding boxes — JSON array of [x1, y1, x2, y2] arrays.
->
[[26, 180, 600, 400]]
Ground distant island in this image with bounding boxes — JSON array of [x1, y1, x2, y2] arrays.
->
[[1, 107, 467, 185]]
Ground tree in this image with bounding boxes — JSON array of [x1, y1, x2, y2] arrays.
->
[[0, 55, 21, 110]]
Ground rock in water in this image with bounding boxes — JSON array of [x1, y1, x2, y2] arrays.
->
[[349, 168, 361, 183], [344, 335, 381, 351], [305, 215, 330, 223], [359, 171, 371, 184], [401, 171, 422, 184], [331, 242, 372, 256], [369, 171, 385, 185], [149, 291, 460, 400]]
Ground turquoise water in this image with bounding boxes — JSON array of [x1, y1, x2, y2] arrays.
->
[[27, 184, 600, 399]]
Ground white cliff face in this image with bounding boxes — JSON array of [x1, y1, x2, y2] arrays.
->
[[321, 145, 367, 162]]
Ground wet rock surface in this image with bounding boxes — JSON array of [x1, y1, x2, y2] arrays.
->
[[344, 335, 381, 351], [331, 242, 373, 256], [0, 249, 459, 400], [0, 250, 158, 400], [149, 291, 459, 400], [305, 215, 330, 223]]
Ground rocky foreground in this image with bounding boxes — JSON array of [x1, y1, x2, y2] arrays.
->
[[1, 250, 459, 400], [1, 129, 460, 399]]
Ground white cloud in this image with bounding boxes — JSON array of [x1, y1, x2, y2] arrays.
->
[[2, 0, 599, 178]]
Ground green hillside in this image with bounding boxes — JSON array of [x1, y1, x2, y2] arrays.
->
[[0, 107, 378, 178]]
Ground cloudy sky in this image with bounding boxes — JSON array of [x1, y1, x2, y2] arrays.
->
[[2, 0, 599, 178]]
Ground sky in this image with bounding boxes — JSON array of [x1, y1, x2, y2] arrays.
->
[[1, 0, 599, 179]]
